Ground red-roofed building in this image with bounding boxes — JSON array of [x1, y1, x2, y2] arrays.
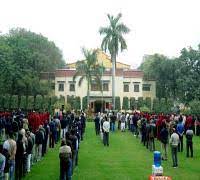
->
[[55, 50, 156, 112]]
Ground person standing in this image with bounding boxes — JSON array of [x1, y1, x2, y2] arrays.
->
[[94, 114, 100, 135], [26, 131, 33, 173], [0, 144, 5, 179], [120, 113, 126, 132], [186, 126, 194, 158], [160, 123, 169, 160], [3, 132, 16, 180], [176, 118, 184, 152], [169, 128, 179, 168], [103, 116, 110, 146], [59, 139, 72, 180]]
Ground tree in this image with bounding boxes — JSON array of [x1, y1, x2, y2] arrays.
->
[[0, 28, 65, 99], [137, 97, 144, 109], [152, 98, 160, 113], [73, 48, 99, 109], [99, 13, 130, 110]]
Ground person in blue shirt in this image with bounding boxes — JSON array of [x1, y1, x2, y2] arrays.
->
[[176, 116, 185, 152]]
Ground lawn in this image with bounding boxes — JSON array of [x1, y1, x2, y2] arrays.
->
[[24, 122, 200, 180]]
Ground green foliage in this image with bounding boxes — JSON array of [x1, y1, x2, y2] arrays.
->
[[0, 28, 65, 97], [137, 97, 144, 109], [144, 97, 151, 110], [130, 97, 136, 110], [152, 98, 160, 113], [10, 95, 18, 109], [160, 98, 167, 113], [140, 106, 150, 113], [27, 96, 34, 110], [122, 97, 129, 110], [115, 96, 121, 110], [4, 94, 10, 109], [189, 100, 200, 115], [20, 96, 27, 110], [74, 96, 81, 110], [35, 95, 43, 110], [166, 98, 173, 113], [82, 96, 87, 111], [43, 96, 50, 110], [0, 95, 4, 109]]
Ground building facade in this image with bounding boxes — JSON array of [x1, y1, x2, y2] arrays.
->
[[55, 50, 156, 112]]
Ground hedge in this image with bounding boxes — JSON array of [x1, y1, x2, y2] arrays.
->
[[130, 97, 136, 110], [122, 97, 129, 110], [115, 96, 121, 110]]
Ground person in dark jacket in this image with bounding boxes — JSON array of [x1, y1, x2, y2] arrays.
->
[[186, 126, 194, 158], [94, 114, 100, 135], [49, 119, 56, 148], [15, 133, 25, 180], [160, 123, 169, 160], [35, 126, 44, 161]]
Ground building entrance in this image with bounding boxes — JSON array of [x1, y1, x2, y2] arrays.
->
[[94, 100, 105, 113]]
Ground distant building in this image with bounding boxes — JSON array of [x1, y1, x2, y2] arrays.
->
[[55, 50, 156, 112]]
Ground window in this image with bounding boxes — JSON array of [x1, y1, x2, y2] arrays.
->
[[91, 83, 100, 91], [142, 84, 151, 91], [124, 84, 129, 92], [69, 84, 75, 91], [103, 83, 109, 91], [58, 83, 64, 91], [134, 84, 139, 92]]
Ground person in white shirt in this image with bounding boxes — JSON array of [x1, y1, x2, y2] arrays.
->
[[169, 128, 180, 168], [103, 116, 110, 146]]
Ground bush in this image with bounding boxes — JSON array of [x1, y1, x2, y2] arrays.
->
[[160, 98, 167, 113], [10, 95, 18, 109], [189, 100, 200, 115], [20, 96, 27, 110], [27, 96, 34, 110], [82, 96, 87, 111], [43, 96, 50, 110], [140, 106, 150, 113], [115, 96, 121, 110], [122, 97, 129, 110], [0, 95, 4, 109], [4, 94, 10, 109], [35, 95, 43, 110], [152, 98, 160, 113], [144, 97, 151, 110], [138, 97, 144, 109], [74, 96, 81, 110], [130, 97, 136, 110]]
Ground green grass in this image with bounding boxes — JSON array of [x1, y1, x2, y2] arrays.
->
[[24, 123, 200, 180]]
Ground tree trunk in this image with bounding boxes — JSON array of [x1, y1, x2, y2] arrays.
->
[[87, 79, 90, 110], [111, 53, 116, 110]]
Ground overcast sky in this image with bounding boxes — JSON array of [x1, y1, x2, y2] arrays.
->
[[1, 0, 200, 68]]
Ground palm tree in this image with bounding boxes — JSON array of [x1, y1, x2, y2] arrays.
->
[[99, 13, 130, 110], [73, 48, 99, 109]]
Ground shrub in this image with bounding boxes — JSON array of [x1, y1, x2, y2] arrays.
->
[[122, 97, 129, 110], [130, 97, 136, 110], [10, 95, 18, 109], [27, 96, 34, 110], [115, 96, 121, 110], [189, 100, 200, 115]]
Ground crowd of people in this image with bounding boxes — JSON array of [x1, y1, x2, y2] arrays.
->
[[94, 111, 200, 168], [0, 109, 86, 180]]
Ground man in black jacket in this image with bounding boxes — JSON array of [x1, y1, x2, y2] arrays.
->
[[160, 123, 169, 160]]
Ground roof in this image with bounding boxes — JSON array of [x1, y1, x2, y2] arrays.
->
[[66, 49, 131, 69], [55, 69, 144, 78]]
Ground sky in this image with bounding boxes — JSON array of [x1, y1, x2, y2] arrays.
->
[[1, 0, 200, 68]]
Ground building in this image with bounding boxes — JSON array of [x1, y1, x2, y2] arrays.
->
[[55, 50, 156, 112]]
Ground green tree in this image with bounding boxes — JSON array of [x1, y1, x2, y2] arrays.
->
[[73, 48, 99, 109], [189, 100, 200, 115], [99, 13, 130, 110]]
